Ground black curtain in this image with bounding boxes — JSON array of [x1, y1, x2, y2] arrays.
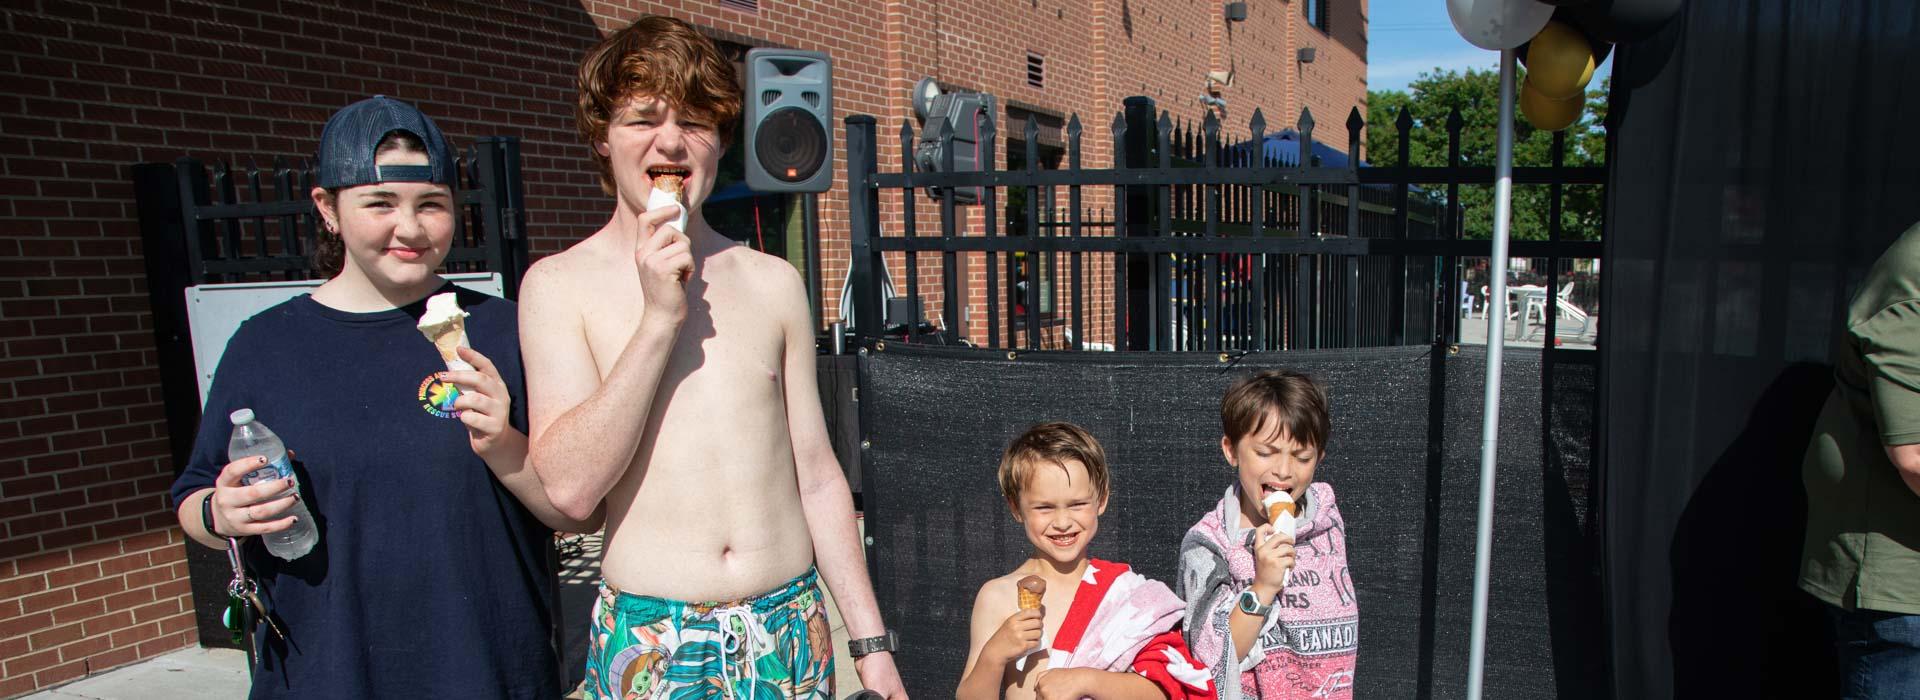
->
[[1601, 1, 1920, 696]]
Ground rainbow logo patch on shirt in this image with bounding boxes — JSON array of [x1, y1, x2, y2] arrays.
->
[[417, 373, 462, 419]]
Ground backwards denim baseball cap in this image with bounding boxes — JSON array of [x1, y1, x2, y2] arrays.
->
[[315, 95, 455, 189]]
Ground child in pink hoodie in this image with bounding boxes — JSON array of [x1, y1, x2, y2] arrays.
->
[[1177, 370, 1357, 699]]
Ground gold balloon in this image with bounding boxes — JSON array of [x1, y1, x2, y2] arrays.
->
[[1521, 21, 1596, 100], [1520, 80, 1582, 131]]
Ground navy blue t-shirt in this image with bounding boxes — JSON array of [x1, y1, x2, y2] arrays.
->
[[169, 284, 558, 699]]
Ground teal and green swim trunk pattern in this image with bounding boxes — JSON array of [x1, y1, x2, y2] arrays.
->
[[584, 568, 834, 700]]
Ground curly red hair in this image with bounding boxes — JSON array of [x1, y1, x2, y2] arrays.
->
[[575, 16, 743, 196]]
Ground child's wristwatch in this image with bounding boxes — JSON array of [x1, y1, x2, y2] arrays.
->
[[847, 630, 898, 658], [1236, 589, 1274, 616]]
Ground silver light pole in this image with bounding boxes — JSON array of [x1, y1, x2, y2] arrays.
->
[[1466, 46, 1518, 700]]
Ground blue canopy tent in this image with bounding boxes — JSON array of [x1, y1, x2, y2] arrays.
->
[[1230, 130, 1426, 195], [704, 180, 759, 204], [1252, 128, 1365, 169]]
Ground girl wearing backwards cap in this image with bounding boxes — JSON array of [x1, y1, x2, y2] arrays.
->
[[167, 96, 594, 698]]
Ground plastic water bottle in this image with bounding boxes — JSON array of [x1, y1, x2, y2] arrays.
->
[[227, 409, 318, 560]]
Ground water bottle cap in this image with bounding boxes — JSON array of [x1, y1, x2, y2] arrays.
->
[[229, 408, 255, 425]]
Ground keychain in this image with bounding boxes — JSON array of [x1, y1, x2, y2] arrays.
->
[[224, 538, 284, 642]]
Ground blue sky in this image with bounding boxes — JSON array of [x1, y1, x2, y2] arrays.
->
[[1366, 0, 1612, 94]]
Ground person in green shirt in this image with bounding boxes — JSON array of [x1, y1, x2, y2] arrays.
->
[[1800, 221, 1920, 697]]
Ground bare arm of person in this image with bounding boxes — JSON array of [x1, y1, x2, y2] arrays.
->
[[1888, 443, 1920, 498], [1230, 524, 1294, 662], [778, 263, 907, 699], [1033, 668, 1166, 700], [446, 346, 601, 532], [521, 207, 690, 520], [173, 457, 301, 549], [959, 580, 1039, 700]]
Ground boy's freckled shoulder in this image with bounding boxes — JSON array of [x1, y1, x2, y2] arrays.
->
[[527, 234, 621, 282], [709, 245, 808, 313], [523, 246, 568, 279], [737, 246, 806, 291], [519, 250, 575, 302]]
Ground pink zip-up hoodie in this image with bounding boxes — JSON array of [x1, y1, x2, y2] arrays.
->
[[1176, 483, 1357, 699]]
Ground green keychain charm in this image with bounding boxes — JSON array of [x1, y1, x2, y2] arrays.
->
[[224, 594, 246, 644], [224, 538, 284, 643]]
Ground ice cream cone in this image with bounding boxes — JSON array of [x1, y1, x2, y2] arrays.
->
[[417, 293, 473, 371], [1011, 573, 1047, 669], [653, 173, 684, 198], [647, 174, 689, 234], [1263, 490, 1297, 540], [1016, 575, 1046, 610]]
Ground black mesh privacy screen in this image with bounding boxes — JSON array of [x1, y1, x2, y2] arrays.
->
[[856, 342, 1601, 698]]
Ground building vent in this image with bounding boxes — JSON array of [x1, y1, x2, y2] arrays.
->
[[721, 0, 757, 12], [1026, 52, 1045, 89]]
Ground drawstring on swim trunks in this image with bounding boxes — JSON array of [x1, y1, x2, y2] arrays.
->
[[714, 606, 775, 700]]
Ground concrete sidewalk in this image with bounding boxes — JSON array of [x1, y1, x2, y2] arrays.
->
[[21, 648, 251, 700], [1457, 308, 1600, 350], [26, 528, 866, 699]]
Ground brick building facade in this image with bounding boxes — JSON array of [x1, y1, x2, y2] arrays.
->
[[0, 0, 1365, 694]]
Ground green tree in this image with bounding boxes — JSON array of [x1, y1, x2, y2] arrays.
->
[[1365, 68, 1608, 241]]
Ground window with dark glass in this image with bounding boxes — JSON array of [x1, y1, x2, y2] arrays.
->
[[1304, 0, 1329, 32]]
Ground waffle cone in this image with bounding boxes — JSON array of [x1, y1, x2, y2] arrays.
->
[[419, 317, 471, 370], [1016, 574, 1046, 610], [653, 174, 684, 200]]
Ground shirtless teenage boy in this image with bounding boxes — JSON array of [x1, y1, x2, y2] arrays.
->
[[520, 16, 906, 700]]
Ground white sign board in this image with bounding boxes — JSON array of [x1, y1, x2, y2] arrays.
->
[[184, 273, 504, 407]]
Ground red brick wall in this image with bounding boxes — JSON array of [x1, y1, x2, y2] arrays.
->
[[0, 1, 1363, 695], [0, 2, 613, 695], [1298, 0, 1372, 157]]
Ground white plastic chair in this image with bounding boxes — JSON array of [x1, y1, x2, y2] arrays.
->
[[1553, 281, 1590, 333], [1503, 285, 1547, 339], [1523, 290, 1548, 327], [1518, 281, 1592, 339]]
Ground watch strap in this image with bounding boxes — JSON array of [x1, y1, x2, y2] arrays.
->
[[847, 630, 898, 658], [201, 489, 222, 538]]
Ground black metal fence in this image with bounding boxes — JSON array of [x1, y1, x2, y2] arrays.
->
[[845, 99, 1612, 694], [845, 96, 1605, 353], [133, 136, 529, 294]]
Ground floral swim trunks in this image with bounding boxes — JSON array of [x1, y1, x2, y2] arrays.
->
[[584, 568, 834, 700]]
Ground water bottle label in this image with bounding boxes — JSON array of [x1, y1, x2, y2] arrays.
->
[[243, 456, 294, 485]]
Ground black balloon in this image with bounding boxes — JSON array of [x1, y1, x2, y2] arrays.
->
[[1593, 35, 1614, 65], [1609, 5, 1682, 90], [1519, 9, 1615, 70], [1568, 0, 1684, 43]]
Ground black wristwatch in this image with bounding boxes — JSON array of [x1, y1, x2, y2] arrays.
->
[[201, 490, 224, 538], [847, 630, 898, 658]]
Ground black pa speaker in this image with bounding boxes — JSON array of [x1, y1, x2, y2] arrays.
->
[[745, 48, 833, 193]]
